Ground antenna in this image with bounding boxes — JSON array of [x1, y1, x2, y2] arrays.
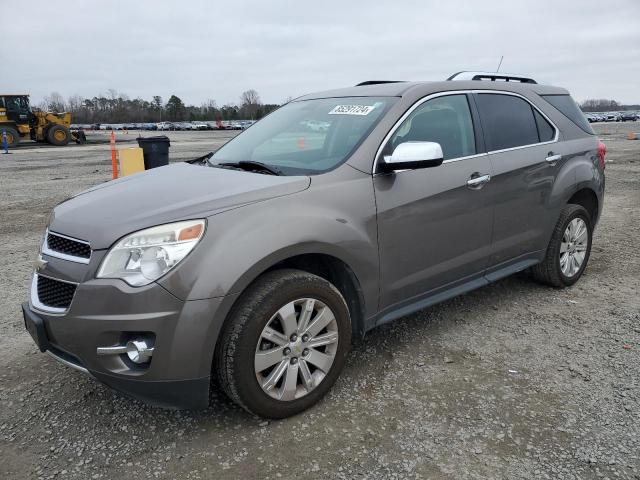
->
[[496, 56, 504, 73]]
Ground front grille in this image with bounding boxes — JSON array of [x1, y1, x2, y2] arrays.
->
[[37, 275, 77, 309], [47, 232, 91, 259]]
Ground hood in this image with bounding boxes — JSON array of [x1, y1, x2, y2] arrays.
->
[[49, 163, 310, 249]]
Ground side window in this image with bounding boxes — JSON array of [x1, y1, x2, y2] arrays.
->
[[387, 95, 476, 160], [533, 109, 555, 142], [475, 94, 540, 151], [5, 97, 17, 111]]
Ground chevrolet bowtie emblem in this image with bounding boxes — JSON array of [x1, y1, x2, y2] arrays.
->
[[35, 254, 48, 272]]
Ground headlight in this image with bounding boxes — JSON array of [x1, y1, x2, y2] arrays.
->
[[97, 220, 205, 286]]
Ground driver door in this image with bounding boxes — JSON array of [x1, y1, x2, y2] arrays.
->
[[374, 94, 494, 309]]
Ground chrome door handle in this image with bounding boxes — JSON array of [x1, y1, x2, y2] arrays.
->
[[466, 174, 491, 188], [546, 153, 562, 163]]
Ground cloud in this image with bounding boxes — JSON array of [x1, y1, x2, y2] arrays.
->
[[2, 0, 639, 105]]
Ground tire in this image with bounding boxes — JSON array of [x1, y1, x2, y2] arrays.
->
[[531, 204, 592, 287], [1, 125, 20, 148], [215, 269, 352, 419], [46, 124, 71, 146]]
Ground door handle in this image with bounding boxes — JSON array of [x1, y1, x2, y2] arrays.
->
[[546, 153, 562, 163], [466, 174, 491, 188]]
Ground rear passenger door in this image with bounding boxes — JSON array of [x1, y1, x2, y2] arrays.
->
[[473, 92, 560, 272]]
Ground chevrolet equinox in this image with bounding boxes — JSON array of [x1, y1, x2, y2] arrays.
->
[[23, 72, 606, 418]]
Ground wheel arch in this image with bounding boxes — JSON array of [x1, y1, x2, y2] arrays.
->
[[224, 247, 368, 342], [567, 188, 599, 225], [265, 253, 366, 341]]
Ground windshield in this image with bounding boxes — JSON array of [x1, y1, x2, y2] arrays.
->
[[210, 97, 396, 175]]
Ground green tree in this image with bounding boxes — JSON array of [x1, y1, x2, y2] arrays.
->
[[153, 95, 163, 121], [165, 95, 186, 121]]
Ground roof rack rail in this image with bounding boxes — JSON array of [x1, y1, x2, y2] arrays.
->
[[447, 71, 537, 84], [355, 80, 405, 86]]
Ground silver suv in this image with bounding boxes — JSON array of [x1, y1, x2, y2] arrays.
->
[[23, 72, 605, 418]]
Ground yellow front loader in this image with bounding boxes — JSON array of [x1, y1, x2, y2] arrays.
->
[[0, 94, 85, 148]]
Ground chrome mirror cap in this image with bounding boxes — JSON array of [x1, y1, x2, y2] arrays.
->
[[382, 141, 444, 172]]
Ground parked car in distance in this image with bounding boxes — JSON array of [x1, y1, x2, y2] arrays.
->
[[160, 122, 180, 131], [618, 111, 638, 122], [303, 119, 331, 131], [23, 72, 605, 419]]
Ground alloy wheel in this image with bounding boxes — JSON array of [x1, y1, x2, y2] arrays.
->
[[560, 217, 588, 277], [254, 298, 339, 401]]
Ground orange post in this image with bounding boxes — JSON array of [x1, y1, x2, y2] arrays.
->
[[110, 130, 118, 179]]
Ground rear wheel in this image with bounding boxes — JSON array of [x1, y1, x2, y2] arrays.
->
[[532, 204, 592, 287], [215, 269, 351, 418], [1, 126, 20, 148], [46, 124, 71, 146]]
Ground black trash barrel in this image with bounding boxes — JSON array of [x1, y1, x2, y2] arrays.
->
[[137, 135, 170, 169]]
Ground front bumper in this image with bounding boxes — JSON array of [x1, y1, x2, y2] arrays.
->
[[23, 277, 232, 409]]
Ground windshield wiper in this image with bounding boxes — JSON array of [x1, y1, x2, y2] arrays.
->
[[187, 152, 214, 165], [218, 161, 283, 176]]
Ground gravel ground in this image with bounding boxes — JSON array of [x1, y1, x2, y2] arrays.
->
[[1, 124, 639, 479]]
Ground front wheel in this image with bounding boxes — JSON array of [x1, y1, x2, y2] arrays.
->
[[215, 269, 352, 418], [532, 204, 592, 287], [46, 124, 71, 146]]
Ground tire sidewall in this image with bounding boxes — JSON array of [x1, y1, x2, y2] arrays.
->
[[2, 126, 20, 147], [229, 272, 351, 418], [555, 207, 592, 286], [47, 125, 70, 146]]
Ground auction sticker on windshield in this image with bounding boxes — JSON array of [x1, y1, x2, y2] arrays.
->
[[329, 105, 376, 115]]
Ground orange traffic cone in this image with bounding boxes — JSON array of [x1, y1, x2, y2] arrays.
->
[[110, 131, 118, 179]]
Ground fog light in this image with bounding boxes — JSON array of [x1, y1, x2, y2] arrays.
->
[[125, 340, 154, 364]]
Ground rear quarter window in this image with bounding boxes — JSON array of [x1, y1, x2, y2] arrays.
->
[[542, 94, 594, 134], [533, 109, 555, 142]]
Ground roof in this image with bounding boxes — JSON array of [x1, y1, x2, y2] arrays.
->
[[295, 79, 568, 101]]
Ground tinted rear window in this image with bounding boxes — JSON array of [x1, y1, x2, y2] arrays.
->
[[475, 94, 540, 151], [542, 94, 594, 134]]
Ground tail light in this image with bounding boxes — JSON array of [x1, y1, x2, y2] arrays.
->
[[597, 140, 606, 170]]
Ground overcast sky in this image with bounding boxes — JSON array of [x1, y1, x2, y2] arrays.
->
[[3, 0, 639, 106]]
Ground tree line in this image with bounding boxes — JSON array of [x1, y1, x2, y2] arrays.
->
[[580, 99, 640, 112], [38, 89, 281, 124]]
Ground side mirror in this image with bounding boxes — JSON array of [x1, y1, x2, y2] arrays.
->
[[380, 141, 444, 172]]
